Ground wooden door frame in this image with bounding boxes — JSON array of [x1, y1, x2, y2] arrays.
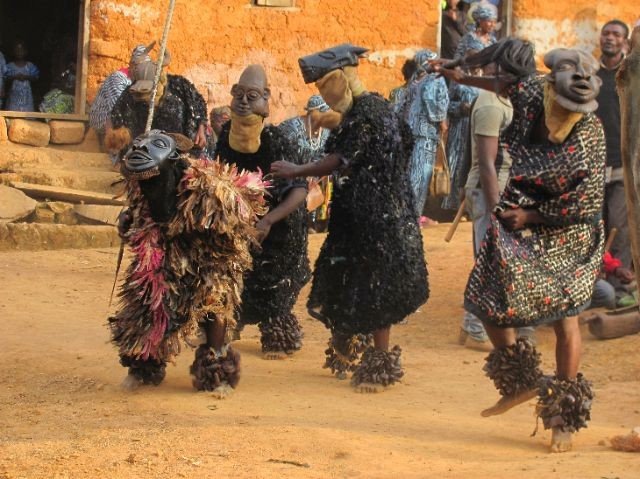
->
[[74, 0, 91, 116]]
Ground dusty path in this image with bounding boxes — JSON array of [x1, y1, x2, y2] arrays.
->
[[0, 223, 638, 478]]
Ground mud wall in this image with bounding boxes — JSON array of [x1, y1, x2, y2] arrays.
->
[[87, 0, 439, 123], [512, 1, 637, 64]]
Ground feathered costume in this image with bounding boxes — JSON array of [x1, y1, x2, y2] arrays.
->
[[109, 131, 268, 387], [215, 123, 310, 354]]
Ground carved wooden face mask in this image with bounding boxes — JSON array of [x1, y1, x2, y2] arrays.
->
[[123, 131, 182, 223], [544, 48, 602, 113], [230, 65, 271, 118]]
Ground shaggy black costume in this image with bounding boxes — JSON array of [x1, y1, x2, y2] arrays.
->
[[307, 93, 428, 336], [215, 123, 311, 354], [111, 74, 206, 149]]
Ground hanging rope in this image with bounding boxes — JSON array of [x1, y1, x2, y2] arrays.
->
[[145, 0, 177, 133]]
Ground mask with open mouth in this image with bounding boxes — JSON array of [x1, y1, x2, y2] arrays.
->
[[123, 130, 184, 223]]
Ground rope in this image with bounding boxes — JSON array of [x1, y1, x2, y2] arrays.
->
[[145, 0, 177, 133]]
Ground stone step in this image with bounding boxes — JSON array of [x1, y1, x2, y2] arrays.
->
[[10, 182, 125, 206], [0, 143, 112, 170], [1, 168, 121, 195], [0, 223, 119, 251]]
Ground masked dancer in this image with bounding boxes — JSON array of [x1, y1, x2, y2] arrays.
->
[[439, 39, 605, 452], [272, 44, 428, 392], [214, 65, 310, 359], [110, 130, 268, 396]]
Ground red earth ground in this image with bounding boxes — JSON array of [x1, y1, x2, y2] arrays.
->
[[0, 223, 638, 478]]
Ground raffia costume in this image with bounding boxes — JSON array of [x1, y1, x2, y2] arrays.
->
[[109, 131, 267, 389]]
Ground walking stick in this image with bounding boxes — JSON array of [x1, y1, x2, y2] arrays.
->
[[444, 201, 466, 242], [145, 0, 177, 132], [110, 0, 177, 308]]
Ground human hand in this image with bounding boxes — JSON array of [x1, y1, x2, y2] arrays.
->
[[117, 209, 132, 239], [255, 216, 272, 243], [615, 266, 635, 283], [497, 208, 529, 231], [271, 160, 300, 179], [193, 124, 207, 149]]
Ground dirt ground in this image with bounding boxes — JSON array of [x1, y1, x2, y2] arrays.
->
[[1, 222, 638, 479]]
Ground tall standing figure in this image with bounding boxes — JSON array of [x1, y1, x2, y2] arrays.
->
[[439, 40, 606, 452], [214, 65, 311, 359], [272, 44, 429, 392]]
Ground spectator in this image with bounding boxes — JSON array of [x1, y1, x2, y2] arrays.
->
[[596, 20, 632, 273], [441, 0, 467, 60], [4, 41, 39, 112], [89, 43, 153, 155], [389, 59, 418, 105]]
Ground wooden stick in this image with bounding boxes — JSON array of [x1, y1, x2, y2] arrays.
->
[[145, 0, 177, 133], [604, 227, 618, 252], [444, 201, 466, 242]]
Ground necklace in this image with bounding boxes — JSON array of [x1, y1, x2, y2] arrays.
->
[[306, 115, 322, 151]]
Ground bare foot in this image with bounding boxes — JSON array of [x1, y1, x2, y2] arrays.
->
[[481, 389, 538, 417], [211, 383, 234, 399], [550, 427, 573, 453], [263, 350, 288, 360], [354, 382, 389, 394], [120, 373, 142, 391]]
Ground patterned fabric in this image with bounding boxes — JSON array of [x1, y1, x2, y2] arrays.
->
[[464, 75, 606, 327], [0, 52, 6, 107], [89, 69, 131, 132], [111, 74, 207, 153], [454, 31, 496, 60], [39, 89, 74, 114], [5, 62, 39, 111], [279, 115, 330, 165], [214, 124, 310, 326], [442, 82, 478, 210], [403, 74, 449, 215], [308, 93, 428, 336]]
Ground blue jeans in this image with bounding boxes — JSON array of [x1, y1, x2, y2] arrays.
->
[[588, 278, 616, 310]]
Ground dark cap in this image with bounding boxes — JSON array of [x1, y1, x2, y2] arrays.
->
[[298, 43, 369, 84]]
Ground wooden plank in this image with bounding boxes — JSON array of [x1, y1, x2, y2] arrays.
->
[[75, 0, 91, 115], [617, 26, 640, 297], [0, 111, 88, 121], [10, 182, 124, 206]]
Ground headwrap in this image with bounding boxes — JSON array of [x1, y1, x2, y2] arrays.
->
[[414, 49, 438, 68], [305, 94, 330, 112], [471, 4, 498, 23], [129, 42, 155, 67]]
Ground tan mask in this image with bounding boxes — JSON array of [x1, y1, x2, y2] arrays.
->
[[229, 112, 264, 154], [316, 69, 353, 114], [543, 82, 584, 144]]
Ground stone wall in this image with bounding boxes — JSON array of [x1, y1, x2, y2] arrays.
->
[[87, 0, 440, 123]]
